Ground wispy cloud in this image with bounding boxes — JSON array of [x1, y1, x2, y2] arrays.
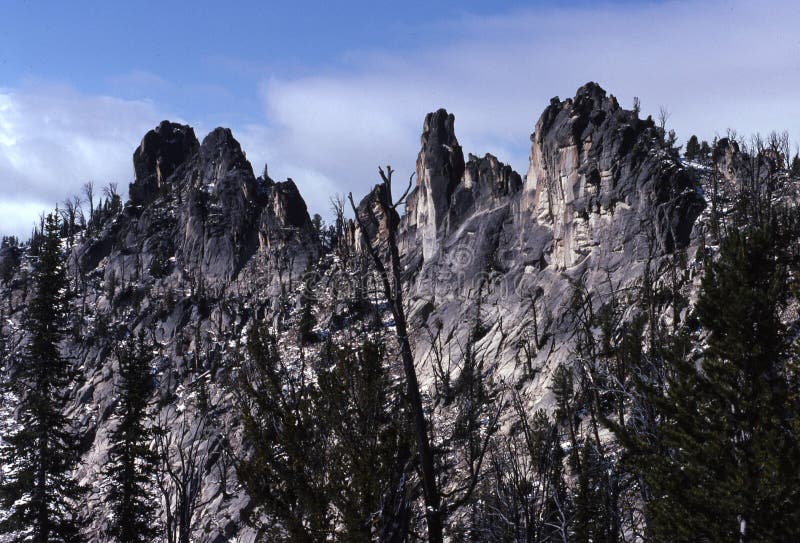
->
[[0, 82, 177, 237], [249, 0, 800, 214]]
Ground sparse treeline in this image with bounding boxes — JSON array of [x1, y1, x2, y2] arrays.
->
[[1, 129, 800, 542]]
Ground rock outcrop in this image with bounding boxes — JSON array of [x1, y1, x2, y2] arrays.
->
[[404, 109, 465, 260], [130, 121, 200, 205], [0, 82, 712, 542], [83, 123, 317, 287], [524, 82, 704, 268], [392, 83, 706, 408]]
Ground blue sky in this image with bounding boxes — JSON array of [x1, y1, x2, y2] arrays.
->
[[1, 0, 799, 237], [2, 0, 614, 119]]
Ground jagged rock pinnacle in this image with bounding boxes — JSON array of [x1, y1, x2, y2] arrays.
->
[[524, 81, 704, 267], [131, 121, 199, 204]]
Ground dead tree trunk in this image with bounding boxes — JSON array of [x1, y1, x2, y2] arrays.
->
[[349, 166, 444, 543]]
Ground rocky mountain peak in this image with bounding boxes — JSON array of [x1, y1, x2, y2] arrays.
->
[[81, 121, 319, 286], [131, 121, 199, 204], [264, 179, 312, 229], [198, 127, 252, 181], [406, 108, 466, 260], [524, 82, 703, 267]]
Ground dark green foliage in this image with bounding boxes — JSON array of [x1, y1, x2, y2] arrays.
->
[[236, 324, 332, 541], [699, 140, 711, 162], [236, 324, 407, 542], [0, 212, 86, 542], [632, 219, 800, 541], [311, 213, 324, 245], [104, 331, 158, 543], [316, 337, 409, 542], [297, 271, 317, 345], [684, 135, 700, 161], [573, 440, 620, 543], [791, 153, 800, 178]]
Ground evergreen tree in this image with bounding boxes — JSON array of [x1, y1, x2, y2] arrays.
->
[[103, 331, 158, 543], [316, 337, 408, 542], [791, 153, 800, 178], [0, 211, 86, 542], [699, 140, 712, 163], [237, 321, 408, 542], [636, 220, 800, 541], [684, 135, 700, 161], [297, 270, 317, 345], [236, 324, 332, 541], [573, 440, 621, 543]]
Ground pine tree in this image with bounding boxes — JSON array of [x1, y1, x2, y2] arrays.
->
[[297, 269, 317, 345], [684, 135, 700, 161], [103, 331, 158, 543], [790, 153, 800, 178], [699, 140, 712, 163], [0, 211, 86, 542], [316, 337, 408, 542], [637, 220, 800, 541], [236, 323, 332, 541]]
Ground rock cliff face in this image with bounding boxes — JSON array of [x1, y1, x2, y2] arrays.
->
[[0, 82, 709, 541], [397, 82, 704, 402], [404, 109, 465, 260], [523, 82, 703, 268]]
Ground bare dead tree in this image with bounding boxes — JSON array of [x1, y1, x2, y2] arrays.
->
[[83, 181, 95, 229], [154, 411, 213, 543], [657, 106, 670, 134], [425, 324, 453, 404], [60, 195, 82, 247], [348, 166, 444, 543], [330, 193, 348, 259], [103, 182, 119, 201]]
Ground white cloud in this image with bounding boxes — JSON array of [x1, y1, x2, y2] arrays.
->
[[251, 0, 800, 215], [2, 0, 799, 235], [0, 82, 177, 238]]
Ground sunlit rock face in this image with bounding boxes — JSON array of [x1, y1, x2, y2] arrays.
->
[[523, 82, 704, 269], [404, 108, 465, 261], [398, 83, 704, 294], [388, 83, 706, 417]]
